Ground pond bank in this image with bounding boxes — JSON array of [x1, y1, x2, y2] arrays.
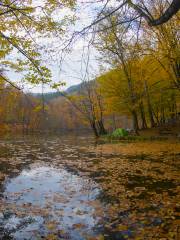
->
[[100, 123, 180, 142]]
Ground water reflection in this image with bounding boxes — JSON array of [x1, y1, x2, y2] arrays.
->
[[0, 163, 104, 240], [0, 135, 179, 239]]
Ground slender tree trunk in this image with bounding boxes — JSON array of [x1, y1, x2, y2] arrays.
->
[[131, 109, 139, 134], [174, 99, 178, 119], [160, 106, 165, 125], [153, 109, 160, 126], [172, 61, 180, 89], [90, 120, 99, 137], [170, 93, 176, 120], [97, 120, 107, 135], [96, 91, 107, 135], [22, 114, 25, 135], [144, 81, 156, 128], [112, 114, 116, 130], [139, 101, 148, 129]]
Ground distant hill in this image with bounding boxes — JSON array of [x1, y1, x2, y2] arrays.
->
[[31, 83, 83, 102], [32, 92, 63, 102], [65, 83, 82, 94]]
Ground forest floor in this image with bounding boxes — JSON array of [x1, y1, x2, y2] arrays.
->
[[138, 124, 180, 138], [102, 123, 180, 142]]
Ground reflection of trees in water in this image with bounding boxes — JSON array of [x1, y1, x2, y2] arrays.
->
[[0, 136, 179, 239], [0, 214, 34, 240], [0, 136, 104, 239]]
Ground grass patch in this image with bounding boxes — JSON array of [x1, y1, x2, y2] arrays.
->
[[100, 134, 169, 142]]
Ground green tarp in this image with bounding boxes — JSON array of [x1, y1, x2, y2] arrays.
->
[[112, 128, 128, 137]]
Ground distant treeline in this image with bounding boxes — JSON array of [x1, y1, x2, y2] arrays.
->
[[0, 78, 90, 134], [0, 73, 179, 136]]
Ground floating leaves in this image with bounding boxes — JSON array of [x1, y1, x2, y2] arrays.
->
[[0, 137, 179, 239]]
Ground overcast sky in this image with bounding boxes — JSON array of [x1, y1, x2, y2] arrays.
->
[[6, 0, 108, 93]]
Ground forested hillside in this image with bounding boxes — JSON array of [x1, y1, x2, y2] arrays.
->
[[0, 67, 179, 135]]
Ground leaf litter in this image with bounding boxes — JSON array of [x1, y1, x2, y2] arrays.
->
[[0, 136, 179, 239]]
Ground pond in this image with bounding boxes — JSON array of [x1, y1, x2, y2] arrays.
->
[[0, 135, 106, 240], [0, 135, 179, 239]]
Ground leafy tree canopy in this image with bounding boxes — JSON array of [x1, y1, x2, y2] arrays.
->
[[0, 0, 75, 87]]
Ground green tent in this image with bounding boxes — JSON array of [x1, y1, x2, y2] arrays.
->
[[112, 128, 128, 137]]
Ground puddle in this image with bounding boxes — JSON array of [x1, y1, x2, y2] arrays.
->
[[0, 163, 105, 240]]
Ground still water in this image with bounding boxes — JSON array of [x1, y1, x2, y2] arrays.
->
[[0, 135, 179, 239], [0, 135, 105, 240]]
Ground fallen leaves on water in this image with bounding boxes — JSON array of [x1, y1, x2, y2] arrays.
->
[[0, 139, 179, 239], [72, 223, 87, 229], [45, 234, 58, 240], [46, 221, 58, 231]]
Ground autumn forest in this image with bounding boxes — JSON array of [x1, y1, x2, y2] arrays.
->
[[0, 0, 180, 240]]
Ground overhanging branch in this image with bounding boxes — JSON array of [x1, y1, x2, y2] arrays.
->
[[0, 73, 21, 90], [128, 0, 180, 26]]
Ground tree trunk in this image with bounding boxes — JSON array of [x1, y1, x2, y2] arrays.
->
[[160, 106, 166, 125], [131, 109, 139, 134], [172, 61, 180, 89], [170, 93, 177, 120], [112, 114, 116, 130], [90, 120, 99, 137], [97, 120, 107, 135], [153, 109, 160, 126], [139, 101, 148, 129], [144, 81, 156, 128]]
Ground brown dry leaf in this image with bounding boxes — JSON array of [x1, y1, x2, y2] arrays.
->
[[0, 172, 6, 180], [45, 234, 58, 240], [87, 235, 104, 240], [117, 225, 128, 231], [45, 222, 57, 231], [72, 223, 87, 229]]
